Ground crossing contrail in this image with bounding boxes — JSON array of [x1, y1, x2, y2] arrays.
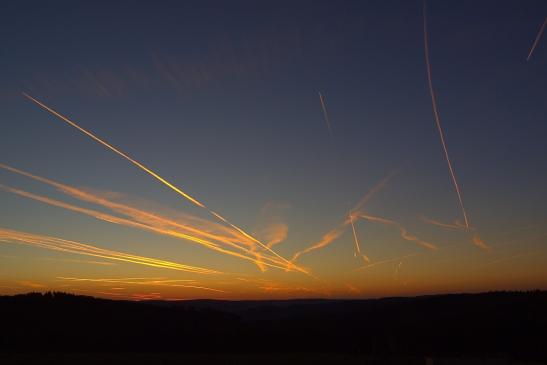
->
[[21, 93, 304, 274], [422, 0, 470, 230], [290, 172, 394, 262]]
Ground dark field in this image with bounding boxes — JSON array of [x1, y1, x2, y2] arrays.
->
[[1, 291, 546, 364]]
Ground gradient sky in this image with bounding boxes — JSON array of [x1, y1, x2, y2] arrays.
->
[[1, 0, 546, 300]]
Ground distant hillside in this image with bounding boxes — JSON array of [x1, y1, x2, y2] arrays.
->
[[1, 291, 546, 361]]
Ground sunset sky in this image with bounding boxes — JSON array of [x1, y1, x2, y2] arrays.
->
[[1, 0, 546, 300]]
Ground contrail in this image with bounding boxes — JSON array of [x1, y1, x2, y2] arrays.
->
[[422, 0, 470, 230], [349, 212, 370, 262], [57, 277, 225, 293], [527, 17, 547, 61], [21, 93, 205, 208], [318, 91, 333, 136], [291, 171, 395, 262], [0, 183, 296, 272], [21, 93, 302, 274], [358, 213, 438, 251], [420, 215, 468, 230], [355, 253, 420, 272], [0, 163, 300, 272], [0, 227, 220, 274]]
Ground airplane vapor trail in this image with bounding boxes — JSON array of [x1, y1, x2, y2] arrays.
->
[[57, 277, 225, 293], [349, 212, 370, 262], [358, 213, 438, 251], [527, 17, 547, 61], [0, 183, 295, 272], [355, 253, 420, 272], [21, 93, 204, 208], [22, 93, 301, 274], [0, 164, 255, 249], [290, 172, 394, 262], [0, 227, 220, 274], [422, 0, 470, 229], [420, 215, 468, 230], [318, 92, 332, 136]]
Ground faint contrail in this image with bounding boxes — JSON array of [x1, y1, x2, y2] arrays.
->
[[21, 93, 302, 274], [527, 17, 547, 61], [349, 212, 370, 262], [358, 213, 438, 250], [355, 253, 420, 272], [318, 92, 333, 136], [420, 215, 468, 230], [422, 0, 470, 229]]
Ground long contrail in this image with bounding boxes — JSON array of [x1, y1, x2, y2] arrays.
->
[[22, 93, 302, 274], [21, 92, 205, 208], [422, 0, 470, 229], [318, 92, 333, 136], [0, 227, 220, 275], [0, 163, 301, 272], [0, 183, 295, 272], [527, 17, 547, 61]]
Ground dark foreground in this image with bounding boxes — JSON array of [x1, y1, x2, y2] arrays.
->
[[1, 291, 546, 364]]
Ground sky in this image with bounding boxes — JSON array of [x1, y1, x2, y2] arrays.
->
[[0, 0, 546, 300]]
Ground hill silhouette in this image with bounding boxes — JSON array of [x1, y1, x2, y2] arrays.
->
[[1, 291, 546, 363]]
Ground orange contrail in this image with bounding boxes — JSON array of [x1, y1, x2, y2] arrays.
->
[[527, 17, 547, 61], [422, 0, 470, 230], [318, 92, 332, 136], [22, 93, 301, 274], [22, 92, 205, 208], [0, 227, 220, 274], [0, 183, 297, 272]]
